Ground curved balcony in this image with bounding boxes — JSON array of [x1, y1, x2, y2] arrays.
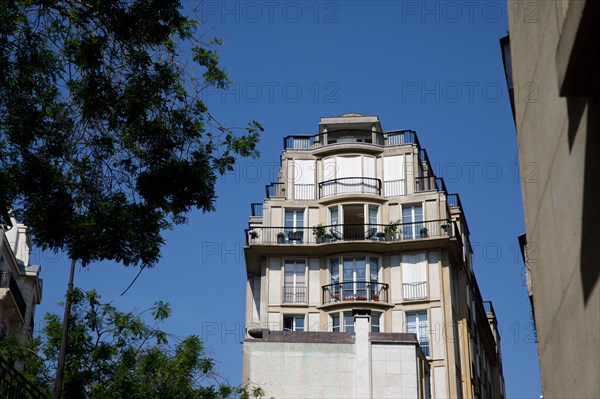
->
[[322, 282, 389, 305], [318, 177, 382, 198], [246, 220, 452, 245]]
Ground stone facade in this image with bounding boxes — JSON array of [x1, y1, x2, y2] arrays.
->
[[505, 1, 600, 398]]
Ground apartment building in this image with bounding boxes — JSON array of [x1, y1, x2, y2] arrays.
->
[[0, 210, 43, 341], [242, 114, 505, 398]]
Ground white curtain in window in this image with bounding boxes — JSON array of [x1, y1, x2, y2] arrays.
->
[[383, 155, 405, 197], [294, 160, 315, 200]]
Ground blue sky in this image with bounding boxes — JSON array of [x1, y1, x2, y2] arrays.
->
[[34, 1, 541, 397]]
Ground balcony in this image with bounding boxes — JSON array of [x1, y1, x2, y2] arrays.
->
[[403, 282, 428, 301], [246, 219, 452, 245], [318, 177, 382, 198], [0, 271, 27, 320], [283, 285, 306, 304], [283, 130, 417, 150], [322, 282, 389, 305]]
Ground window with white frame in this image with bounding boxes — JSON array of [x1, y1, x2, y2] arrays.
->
[[293, 159, 315, 200], [371, 312, 381, 332], [327, 257, 381, 302], [331, 313, 340, 332], [344, 313, 354, 333], [366, 204, 379, 239], [383, 155, 405, 197], [406, 311, 430, 356], [283, 260, 306, 303], [329, 206, 339, 238], [283, 315, 305, 332], [402, 204, 424, 240], [284, 209, 304, 242], [402, 253, 428, 300], [329, 312, 381, 332]]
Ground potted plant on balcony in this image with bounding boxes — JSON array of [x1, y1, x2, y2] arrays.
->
[[420, 226, 428, 238], [440, 223, 450, 234], [312, 223, 326, 243], [249, 230, 258, 241], [372, 293, 380, 302], [287, 231, 303, 242], [276, 232, 285, 244], [324, 233, 334, 243], [356, 295, 367, 301], [375, 232, 386, 241], [384, 220, 400, 241]]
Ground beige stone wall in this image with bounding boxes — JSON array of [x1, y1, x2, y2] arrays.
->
[[508, 1, 600, 397]]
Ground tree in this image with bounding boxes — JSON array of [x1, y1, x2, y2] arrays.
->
[[0, 1, 262, 395], [0, 288, 266, 399]]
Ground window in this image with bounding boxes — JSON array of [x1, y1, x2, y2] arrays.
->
[[330, 312, 381, 332], [331, 314, 340, 332], [402, 204, 423, 240], [402, 253, 427, 300], [371, 313, 381, 332], [329, 206, 339, 238], [383, 155, 405, 197], [285, 209, 304, 242], [283, 315, 305, 332], [407, 311, 429, 356], [366, 205, 379, 239], [328, 257, 380, 302], [344, 313, 355, 333], [343, 258, 367, 299], [284, 261, 306, 303]]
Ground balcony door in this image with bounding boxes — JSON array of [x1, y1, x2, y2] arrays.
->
[[284, 209, 304, 243], [402, 204, 423, 240], [284, 261, 306, 303], [343, 204, 364, 240], [342, 258, 367, 299]]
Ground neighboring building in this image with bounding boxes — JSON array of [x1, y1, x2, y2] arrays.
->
[[242, 114, 505, 398], [502, 1, 600, 398], [0, 210, 43, 341]]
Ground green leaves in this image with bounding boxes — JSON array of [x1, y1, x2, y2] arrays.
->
[[0, 289, 260, 398], [0, 0, 262, 268]]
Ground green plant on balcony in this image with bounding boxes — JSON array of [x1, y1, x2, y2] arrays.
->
[[375, 232, 386, 241], [249, 230, 258, 240], [440, 223, 450, 233], [420, 226, 428, 238], [312, 223, 326, 243], [324, 233, 334, 242], [384, 220, 400, 240], [276, 232, 285, 244]]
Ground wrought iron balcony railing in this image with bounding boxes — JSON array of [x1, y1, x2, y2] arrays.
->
[[246, 220, 453, 245], [283, 285, 306, 304], [403, 282, 428, 301], [318, 177, 382, 198], [322, 281, 389, 304], [283, 130, 417, 150]]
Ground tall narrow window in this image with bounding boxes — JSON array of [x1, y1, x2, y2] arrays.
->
[[285, 209, 304, 243], [366, 205, 379, 239], [344, 313, 355, 333], [284, 261, 305, 303], [371, 313, 381, 332], [406, 311, 429, 356], [328, 259, 340, 302], [329, 206, 339, 239], [331, 314, 340, 332], [402, 204, 423, 240], [401, 253, 427, 300], [342, 258, 367, 299], [283, 315, 305, 332], [294, 160, 315, 200], [369, 257, 381, 301]]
